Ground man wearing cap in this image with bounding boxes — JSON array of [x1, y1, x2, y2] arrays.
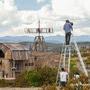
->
[[63, 20, 73, 45]]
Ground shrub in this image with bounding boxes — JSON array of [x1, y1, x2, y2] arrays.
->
[[38, 66, 57, 85], [15, 71, 29, 87], [25, 70, 42, 86], [15, 66, 57, 87], [0, 79, 7, 87]]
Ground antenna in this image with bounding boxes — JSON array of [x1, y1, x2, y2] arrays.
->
[[25, 19, 53, 52]]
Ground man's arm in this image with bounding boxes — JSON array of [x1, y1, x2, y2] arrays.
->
[[63, 24, 65, 31], [65, 72, 68, 81], [69, 23, 73, 31]]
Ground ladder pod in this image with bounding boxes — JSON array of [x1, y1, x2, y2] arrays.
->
[[56, 34, 88, 87], [56, 44, 64, 86], [72, 35, 88, 77], [63, 46, 66, 68], [64, 45, 71, 81], [68, 46, 71, 80], [56, 44, 71, 86]]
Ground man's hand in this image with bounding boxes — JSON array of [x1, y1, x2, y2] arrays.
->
[[71, 31, 73, 35]]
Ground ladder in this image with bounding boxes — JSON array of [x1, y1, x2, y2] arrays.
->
[[56, 45, 71, 86], [56, 36, 88, 86]]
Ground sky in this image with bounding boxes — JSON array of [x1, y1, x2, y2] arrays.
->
[[0, 0, 90, 36]]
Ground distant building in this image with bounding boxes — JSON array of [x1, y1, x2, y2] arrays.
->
[[0, 43, 34, 79]]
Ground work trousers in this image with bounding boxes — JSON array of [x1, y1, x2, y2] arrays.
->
[[65, 32, 71, 45]]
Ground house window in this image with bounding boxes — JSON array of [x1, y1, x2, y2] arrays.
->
[[25, 63, 28, 66], [25, 63, 34, 66], [0, 50, 4, 58], [29, 63, 34, 66]]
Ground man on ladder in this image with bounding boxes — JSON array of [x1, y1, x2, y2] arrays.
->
[[63, 20, 73, 45]]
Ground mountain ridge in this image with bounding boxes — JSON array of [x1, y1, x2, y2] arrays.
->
[[0, 35, 90, 43]]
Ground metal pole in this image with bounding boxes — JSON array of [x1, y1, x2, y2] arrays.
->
[[63, 47, 66, 68], [68, 46, 71, 80], [12, 60, 15, 78], [72, 34, 88, 76], [74, 41, 88, 76]]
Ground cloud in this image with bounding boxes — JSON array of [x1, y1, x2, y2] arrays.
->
[[0, 0, 17, 11], [0, 0, 90, 36], [38, 4, 52, 17], [37, 0, 46, 3], [51, 0, 90, 18]]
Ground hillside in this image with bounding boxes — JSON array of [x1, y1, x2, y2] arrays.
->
[[0, 35, 90, 43]]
